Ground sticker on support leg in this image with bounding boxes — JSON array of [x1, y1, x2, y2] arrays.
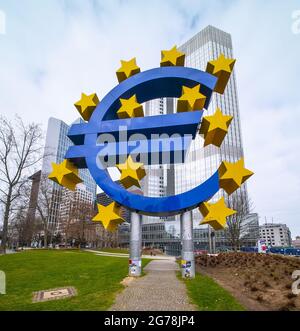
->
[[129, 259, 141, 275]]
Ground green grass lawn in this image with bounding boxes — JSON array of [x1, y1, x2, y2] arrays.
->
[[183, 273, 245, 311], [0, 250, 149, 311]]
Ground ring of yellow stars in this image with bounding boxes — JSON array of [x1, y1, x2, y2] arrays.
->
[[48, 159, 82, 191], [116, 155, 146, 189], [218, 158, 254, 195], [206, 54, 236, 94], [177, 85, 207, 113], [74, 93, 99, 121], [117, 95, 144, 119], [199, 108, 233, 147], [116, 58, 140, 83], [199, 197, 236, 231], [160, 45, 185, 67], [93, 202, 124, 232]]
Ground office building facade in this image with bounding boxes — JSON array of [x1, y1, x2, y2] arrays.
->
[[240, 213, 260, 247], [292, 236, 300, 248], [58, 183, 97, 246], [59, 184, 94, 230], [26, 171, 42, 225], [259, 223, 292, 247], [41, 117, 97, 232], [142, 25, 257, 253]]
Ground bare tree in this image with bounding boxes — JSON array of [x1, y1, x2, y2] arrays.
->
[[225, 191, 253, 251], [9, 203, 28, 248], [0, 116, 43, 254], [9, 179, 40, 247], [35, 174, 55, 248], [7, 205, 26, 249], [67, 200, 95, 248]]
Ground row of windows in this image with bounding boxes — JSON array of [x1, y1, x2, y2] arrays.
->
[[143, 36, 247, 207]]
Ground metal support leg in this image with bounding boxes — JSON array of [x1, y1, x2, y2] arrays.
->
[[129, 212, 142, 277], [212, 230, 216, 254], [180, 211, 195, 279], [208, 225, 212, 253]]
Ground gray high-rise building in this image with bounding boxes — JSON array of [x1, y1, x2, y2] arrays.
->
[[175, 25, 248, 219], [141, 26, 256, 253], [41, 117, 97, 231]]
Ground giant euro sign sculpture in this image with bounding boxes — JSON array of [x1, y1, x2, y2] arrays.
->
[[48, 46, 253, 232]]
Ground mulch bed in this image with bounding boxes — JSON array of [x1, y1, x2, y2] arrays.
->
[[196, 252, 300, 311]]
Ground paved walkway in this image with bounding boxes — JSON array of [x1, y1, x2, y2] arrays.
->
[[109, 260, 196, 311]]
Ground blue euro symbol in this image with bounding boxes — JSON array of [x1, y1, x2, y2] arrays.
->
[[65, 67, 220, 216]]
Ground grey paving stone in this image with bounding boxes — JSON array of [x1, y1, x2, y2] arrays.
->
[[109, 260, 196, 311]]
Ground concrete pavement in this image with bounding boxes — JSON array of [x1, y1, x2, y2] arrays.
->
[[109, 259, 196, 311]]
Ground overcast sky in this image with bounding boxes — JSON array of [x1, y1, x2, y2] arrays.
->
[[0, 0, 299, 237]]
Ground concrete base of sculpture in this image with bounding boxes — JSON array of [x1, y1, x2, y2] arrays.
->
[[128, 210, 195, 279]]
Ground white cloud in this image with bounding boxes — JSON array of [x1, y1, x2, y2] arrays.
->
[[0, 0, 299, 236]]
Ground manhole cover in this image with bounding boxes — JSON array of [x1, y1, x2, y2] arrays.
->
[[32, 287, 77, 303]]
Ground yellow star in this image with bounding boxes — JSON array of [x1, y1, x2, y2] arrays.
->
[[116, 156, 146, 189], [160, 45, 185, 67], [218, 158, 254, 195], [48, 159, 82, 191], [199, 197, 236, 230], [93, 202, 124, 232], [206, 54, 236, 94], [199, 108, 233, 147], [74, 93, 99, 121], [116, 58, 140, 83], [117, 95, 144, 119], [177, 85, 207, 113]]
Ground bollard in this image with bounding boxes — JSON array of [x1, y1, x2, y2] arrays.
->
[[180, 211, 195, 278], [0, 270, 5, 295]]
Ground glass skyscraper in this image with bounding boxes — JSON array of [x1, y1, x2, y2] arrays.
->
[[141, 26, 255, 252], [41, 117, 97, 230], [175, 25, 248, 222]]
